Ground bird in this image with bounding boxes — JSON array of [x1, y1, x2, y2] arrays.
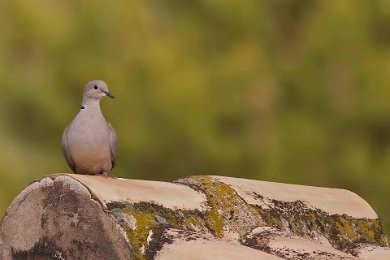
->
[[62, 80, 118, 177]]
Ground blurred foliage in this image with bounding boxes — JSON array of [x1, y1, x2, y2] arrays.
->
[[0, 0, 389, 235]]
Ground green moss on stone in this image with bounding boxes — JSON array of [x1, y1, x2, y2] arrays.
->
[[178, 176, 265, 239], [182, 215, 205, 231], [336, 215, 357, 239], [111, 202, 210, 259], [206, 205, 224, 237], [123, 208, 157, 259]]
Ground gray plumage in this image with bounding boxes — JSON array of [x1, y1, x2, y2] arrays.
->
[[62, 80, 118, 176]]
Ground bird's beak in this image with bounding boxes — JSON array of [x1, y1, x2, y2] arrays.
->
[[103, 91, 115, 99]]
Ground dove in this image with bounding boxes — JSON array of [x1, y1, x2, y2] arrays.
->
[[62, 80, 118, 177]]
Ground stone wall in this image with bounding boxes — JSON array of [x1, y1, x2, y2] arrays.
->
[[1, 174, 389, 259]]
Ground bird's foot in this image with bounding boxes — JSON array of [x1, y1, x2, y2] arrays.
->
[[96, 171, 109, 178]]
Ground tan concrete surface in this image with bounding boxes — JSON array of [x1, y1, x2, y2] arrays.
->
[[355, 244, 390, 260], [154, 228, 282, 260], [214, 176, 378, 219], [63, 173, 207, 211]]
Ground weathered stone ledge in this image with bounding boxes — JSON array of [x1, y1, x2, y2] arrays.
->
[[0, 174, 388, 259]]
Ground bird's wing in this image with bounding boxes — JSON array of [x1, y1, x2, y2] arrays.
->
[[62, 126, 76, 172], [108, 123, 119, 169]]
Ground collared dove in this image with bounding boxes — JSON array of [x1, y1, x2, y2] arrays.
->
[[62, 80, 118, 177]]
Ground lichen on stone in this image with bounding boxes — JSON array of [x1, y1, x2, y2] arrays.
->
[[104, 175, 388, 258], [176, 176, 388, 252], [176, 176, 264, 240], [106, 202, 208, 259]]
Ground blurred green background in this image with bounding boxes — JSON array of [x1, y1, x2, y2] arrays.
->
[[0, 0, 389, 235]]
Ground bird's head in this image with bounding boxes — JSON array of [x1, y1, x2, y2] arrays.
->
[[83, 80, 114, 101]]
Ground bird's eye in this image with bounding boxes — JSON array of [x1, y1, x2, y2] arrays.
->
[[94, 85, 98, 89]]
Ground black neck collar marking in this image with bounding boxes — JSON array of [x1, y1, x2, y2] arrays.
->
[[81, 106, 85, 110]]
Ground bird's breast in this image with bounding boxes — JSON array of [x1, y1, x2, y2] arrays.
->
[[67, 111, 112, 173]]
